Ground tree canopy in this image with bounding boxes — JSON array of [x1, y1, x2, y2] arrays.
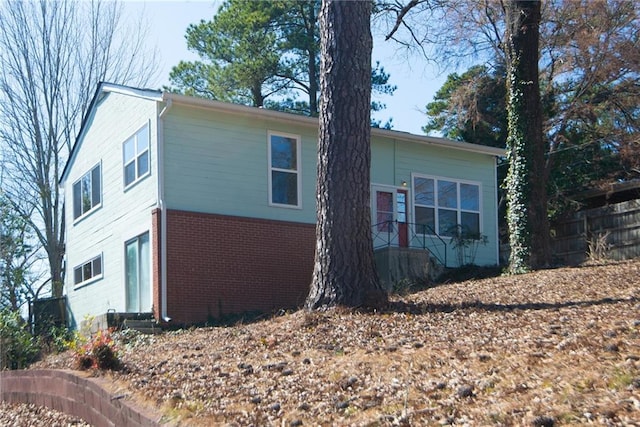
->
[[423, 64, 506, 148], [169, 0, 396, 125], [419, 0, 639, 217]]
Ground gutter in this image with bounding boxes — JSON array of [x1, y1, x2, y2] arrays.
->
[[157, 99, 173, 323]]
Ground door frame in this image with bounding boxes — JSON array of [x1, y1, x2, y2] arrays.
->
[[371, 184, 410, 248], [123, 230, 152, 313]]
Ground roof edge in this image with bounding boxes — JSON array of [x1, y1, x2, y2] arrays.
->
[[164, 92, 505, 158], [102, 82, 163, 101], [60, 82, 163, 184], [61, 83, 505, 185]]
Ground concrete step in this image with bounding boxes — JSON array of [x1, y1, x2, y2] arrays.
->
[[123, 319, 161, 335]]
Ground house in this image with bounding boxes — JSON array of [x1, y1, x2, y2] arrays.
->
[[59, 82, 504, 328]]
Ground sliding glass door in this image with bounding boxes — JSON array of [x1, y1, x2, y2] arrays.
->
[[125, 232, 150, 313]]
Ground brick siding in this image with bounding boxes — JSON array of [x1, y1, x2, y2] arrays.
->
[[161, 210, 315, 325], [0, 369, 161, 426]]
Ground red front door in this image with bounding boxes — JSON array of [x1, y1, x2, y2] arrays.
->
[[372, 186, 409, 248], [397, 189, 408, 247]]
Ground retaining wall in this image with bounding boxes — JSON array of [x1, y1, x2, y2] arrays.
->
[[0, 369, 162, 426]]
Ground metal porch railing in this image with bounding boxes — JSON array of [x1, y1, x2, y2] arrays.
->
[[372, 220, 448, 267]]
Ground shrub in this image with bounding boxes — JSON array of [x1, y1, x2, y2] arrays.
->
[[73, 328, 121, 370], [44, 324, 75, 354], [0, 309, 40, 369]]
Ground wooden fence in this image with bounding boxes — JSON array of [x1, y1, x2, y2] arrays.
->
[[29, 296, 67, 336], [551, 198, 640, 265]]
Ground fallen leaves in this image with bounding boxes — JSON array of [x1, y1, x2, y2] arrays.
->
[[34, 259, 640, 426]]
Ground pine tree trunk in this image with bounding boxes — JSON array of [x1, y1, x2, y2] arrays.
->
[[305, 0, 387, 310], [504, 0, 550, 273], [305, 2, 319, 117]]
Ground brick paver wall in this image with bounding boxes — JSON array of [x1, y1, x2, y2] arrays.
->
[[163, 210, 316, 325], [0, 369, 161, 427]]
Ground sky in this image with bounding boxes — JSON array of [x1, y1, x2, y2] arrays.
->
[[122, 0, 447, 135]]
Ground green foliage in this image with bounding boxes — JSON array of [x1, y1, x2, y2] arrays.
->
[[0, 309, 39, 369], [423, 65, 507, 148], [168, 0, 395, 124], [47, 324, 74, 354], [371, 61, 397, 128], [504, 53, 532, 274], [0, 194, 36, 311], [73, 328, 121, 371], [169, 0, 285, 107]]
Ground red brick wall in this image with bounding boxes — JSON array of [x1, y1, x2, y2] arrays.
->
[[164, 210, 315, 325]]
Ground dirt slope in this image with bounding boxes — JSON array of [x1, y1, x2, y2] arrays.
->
[[36, 260, 640, 426]]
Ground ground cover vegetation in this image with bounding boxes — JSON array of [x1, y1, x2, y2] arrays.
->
[[30, 259, 640, 426]]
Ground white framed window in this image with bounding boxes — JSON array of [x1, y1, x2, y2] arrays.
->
[[268, 131, 301, 208], [72, 163, 101, 221], [413, 174, 481, 238], [123, 123, 150, 188], [73, 254, 103, 287]]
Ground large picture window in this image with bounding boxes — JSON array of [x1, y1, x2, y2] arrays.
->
[[72, 163, 101, 220], [123, 124, 150, 188], [268, 132, 301, 208], [73, 254, 103, 286], [413, 175, 481, 238]]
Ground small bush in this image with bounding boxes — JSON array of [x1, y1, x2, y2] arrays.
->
[[45, 324, 75, 353], [0, 309, 40, 369], [73, 328, 121, 370]]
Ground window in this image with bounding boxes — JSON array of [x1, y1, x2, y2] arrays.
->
[[73, 164, 101, 220], [268, 132, 301, 207], [73, 255, 103, 286], [123, 124, 150, 188], [413, 175, 481, 238]]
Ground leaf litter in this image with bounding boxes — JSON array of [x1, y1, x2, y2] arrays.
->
[[34, 259, 640, 426]]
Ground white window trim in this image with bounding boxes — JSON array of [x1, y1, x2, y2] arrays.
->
[[73, 253, 103, 289], [267, 131, 302, 209], [123, 122, 151, 190], [72, 162, 102, 224], [411, 173, 483, 239]]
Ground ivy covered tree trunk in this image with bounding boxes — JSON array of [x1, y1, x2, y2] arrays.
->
[[305, 0, 387, 310], [504, 0, 550, 273]]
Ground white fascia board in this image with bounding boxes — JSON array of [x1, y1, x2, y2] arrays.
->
[[372, 127, 506, 157], [101, 83, 163, 102]]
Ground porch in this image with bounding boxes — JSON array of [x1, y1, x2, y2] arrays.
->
[[372, 220, 447, 291]]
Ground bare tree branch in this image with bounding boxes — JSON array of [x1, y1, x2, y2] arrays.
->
[[384, 0, 421, 41], [0, 0, 157, 298]]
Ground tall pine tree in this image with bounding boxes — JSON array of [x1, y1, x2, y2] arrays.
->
[[306, 0, 387, 309]]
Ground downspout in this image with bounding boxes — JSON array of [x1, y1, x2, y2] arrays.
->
[[158, 98, 173, 322], [494, 156, 500, 265]]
